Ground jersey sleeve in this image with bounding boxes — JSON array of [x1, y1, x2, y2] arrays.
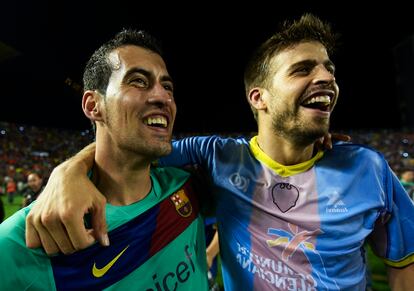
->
[[0, 206, 55, 289], [370, 163, 414, 268], [159, 136, 218, 168], [159, 136, 223, 216]]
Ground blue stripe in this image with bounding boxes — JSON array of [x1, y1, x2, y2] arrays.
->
[[52, 204, 159, 290]]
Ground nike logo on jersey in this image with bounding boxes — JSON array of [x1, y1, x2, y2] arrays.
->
[[92, 245, 129, 278]]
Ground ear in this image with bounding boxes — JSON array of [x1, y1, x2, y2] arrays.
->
[[82, 90, 103, 121], [248, 87, 267, 110]]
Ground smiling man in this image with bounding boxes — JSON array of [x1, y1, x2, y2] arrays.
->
[[25, 14, 414, 290], [0, 29, 209, 290]]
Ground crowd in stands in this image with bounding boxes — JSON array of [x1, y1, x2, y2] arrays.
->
[[0, 122, 94, 198], [1, 121, 414, 202], [347, 129, 414, 176]]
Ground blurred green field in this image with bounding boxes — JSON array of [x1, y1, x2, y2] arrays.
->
[[367, 245, 391, 291], [1, 194, 23, 220], [1, 195, 390, 291]]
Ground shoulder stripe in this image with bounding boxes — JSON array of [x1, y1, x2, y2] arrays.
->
[[383, 253, 414, 268]]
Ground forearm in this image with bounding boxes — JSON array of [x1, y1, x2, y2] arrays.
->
[[60, 142, 96, 174], [47, 142, 97, 206], [388, 264, 414, 290], [206, 231, 220, 260], [25, 142, 108, 253]]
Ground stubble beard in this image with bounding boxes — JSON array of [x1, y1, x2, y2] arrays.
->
[[105, 107, 173, 160], [271, 109, 329, 147], [116, 136, 173, 162]]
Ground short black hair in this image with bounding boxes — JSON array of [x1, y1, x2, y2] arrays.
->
[[83, 29, 163, 94]]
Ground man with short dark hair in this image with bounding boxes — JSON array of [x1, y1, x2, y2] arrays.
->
[[0, 29, 209, 290]]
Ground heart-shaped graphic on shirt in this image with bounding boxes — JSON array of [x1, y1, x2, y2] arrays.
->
[[272, 183, 299, 212]]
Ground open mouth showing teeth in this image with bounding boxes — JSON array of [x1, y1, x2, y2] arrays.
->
[[301, 95, 331, 111], [143, 116, 168, 128]]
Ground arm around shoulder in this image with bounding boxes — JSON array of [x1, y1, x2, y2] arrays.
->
[[61, 141, 97, 173], [25, 142, 109, 255]]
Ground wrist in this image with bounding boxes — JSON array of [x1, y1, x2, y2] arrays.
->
[[60, 142, 96, 176], [57, 157, 90, 178]]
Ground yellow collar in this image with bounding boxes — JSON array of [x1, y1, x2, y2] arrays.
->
[[249, 136, 324, 177]]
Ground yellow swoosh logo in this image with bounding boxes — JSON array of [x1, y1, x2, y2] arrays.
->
[[92, 245, 129, 278]]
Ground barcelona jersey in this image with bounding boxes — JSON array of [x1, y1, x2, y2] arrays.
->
[[0, 167, 208, 290], [161, 135, 414, 290]]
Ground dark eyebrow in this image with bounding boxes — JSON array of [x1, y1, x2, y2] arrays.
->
[[288, 60, 317, 73], [288, 59, 336, 73], [123, 67, 174, 84]]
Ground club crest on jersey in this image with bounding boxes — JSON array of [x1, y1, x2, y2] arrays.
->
[[272, 183, 299, 212], [170, 189, 192, 217]]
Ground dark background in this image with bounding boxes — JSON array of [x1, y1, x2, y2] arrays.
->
[[1, 1, 414, 134]]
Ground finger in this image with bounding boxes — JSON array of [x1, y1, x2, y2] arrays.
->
[[43, 220, 76, 255], [314, 137, 324, 150], [323, 133, 332, 150], [63, 212, 96, 251], [25, 201, 44, 248], [32, 217, 61, 255], [91, 196, 109, 246], [25, 215, 42, 249], [331, 133, 351, 142]]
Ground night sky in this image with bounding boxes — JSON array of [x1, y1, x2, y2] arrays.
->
[[1, 1, 413, 133]]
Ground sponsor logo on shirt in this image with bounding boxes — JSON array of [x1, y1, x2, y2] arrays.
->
[[326, 191, 348, 213], [235, 223, 340, 290], [92, 245, 129, 278], [147, 245, 197, 291], [91, 244, 198, 290], [236, 237, 320, 290], [266, 224, 318, 261], [229, 172, 250, 192]]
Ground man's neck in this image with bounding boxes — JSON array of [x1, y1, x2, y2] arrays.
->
[[93, 145, 153, 206], [256, 130, 315, 166]]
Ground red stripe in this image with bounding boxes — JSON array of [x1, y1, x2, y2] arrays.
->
[[149, 178, 200, 255]]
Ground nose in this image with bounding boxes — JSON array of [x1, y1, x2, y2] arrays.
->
[[147, 83, 174, 106], [312, 64, 335, 85]]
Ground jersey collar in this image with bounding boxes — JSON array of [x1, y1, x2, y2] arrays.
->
[[249, 135, 324, 177]]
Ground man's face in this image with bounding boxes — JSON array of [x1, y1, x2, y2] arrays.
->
[[262, 41, 339, 145], [99, 45, 176, 158], [27, 174, 42, 192]]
